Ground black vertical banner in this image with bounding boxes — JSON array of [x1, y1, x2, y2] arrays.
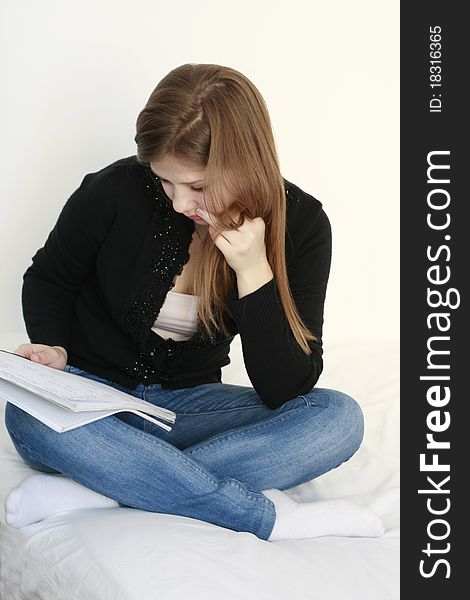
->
[[401, 3, 466, 596]]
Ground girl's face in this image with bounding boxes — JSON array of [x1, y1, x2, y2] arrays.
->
[[150, 156, 209, 225]]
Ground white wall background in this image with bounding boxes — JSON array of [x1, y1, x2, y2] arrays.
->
[[0, 0, 399, 346]]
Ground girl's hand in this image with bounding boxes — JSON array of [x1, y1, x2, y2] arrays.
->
[[195, 207, 269, 275], [14, 343, 68, 371]]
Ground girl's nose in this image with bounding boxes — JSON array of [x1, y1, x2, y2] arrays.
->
[[171, 190, 197, 213]]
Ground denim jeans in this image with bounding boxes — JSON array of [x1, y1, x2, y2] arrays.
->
[[4, 365, 364, 541]]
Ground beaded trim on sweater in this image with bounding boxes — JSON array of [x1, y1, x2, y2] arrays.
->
[[120, 164, 219, 383]]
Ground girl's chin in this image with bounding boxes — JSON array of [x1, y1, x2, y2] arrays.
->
[[185, 217, 203, 224]]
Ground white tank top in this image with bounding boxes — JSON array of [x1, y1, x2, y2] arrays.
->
[[151, 290, 199, 341]]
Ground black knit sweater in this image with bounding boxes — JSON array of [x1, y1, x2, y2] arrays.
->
[[22, 156, 332, 409]]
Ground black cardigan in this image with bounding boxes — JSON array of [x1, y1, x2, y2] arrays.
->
[[22, 156, 332, 409]]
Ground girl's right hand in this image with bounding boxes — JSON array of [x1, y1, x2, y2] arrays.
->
[[14, 343, 68, 371]]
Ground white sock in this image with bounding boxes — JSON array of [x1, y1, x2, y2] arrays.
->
[[5, 474, 119, 528], [4, 475, 385, 539], [262, 488, 385, 541]]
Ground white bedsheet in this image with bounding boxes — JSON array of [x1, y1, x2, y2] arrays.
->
[[0, 334, 399, 599]]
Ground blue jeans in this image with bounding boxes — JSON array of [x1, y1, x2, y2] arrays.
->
[[4, 366, 364, 541]]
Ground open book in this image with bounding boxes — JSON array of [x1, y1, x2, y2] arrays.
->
[[0, 350, 176, 433]]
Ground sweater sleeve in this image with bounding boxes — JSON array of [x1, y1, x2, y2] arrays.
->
[[22, 173, 117, 349], [228, 207, 332, 409]]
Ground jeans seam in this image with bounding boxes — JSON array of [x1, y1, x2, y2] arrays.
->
[[185, 404, 311, 456], [225, 480, 276, 541], [173, 406, 262, 416], [116, 419, 274, 535], [299, 392, 330, 409], [107, 416, 221, 484], [127, 421, 274, 526], [10, 409, 217, 487]]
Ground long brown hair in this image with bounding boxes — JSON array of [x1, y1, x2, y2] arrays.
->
[[135, 63, 317, 354]]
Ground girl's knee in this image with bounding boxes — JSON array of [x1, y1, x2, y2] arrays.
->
[[5, 401, 43, 439], [4, 401, 27, 437], [337, 391, 363, 427], [305, 388, 364, 455], [332, 390, 364, 455], [5, 401, 62, 460]]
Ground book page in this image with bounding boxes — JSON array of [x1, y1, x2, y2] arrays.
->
[[0, 378, 172, 433], [0, 350, 175, 423]]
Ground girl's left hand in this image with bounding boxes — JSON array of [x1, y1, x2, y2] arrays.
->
[[195, 207, 268, 275]]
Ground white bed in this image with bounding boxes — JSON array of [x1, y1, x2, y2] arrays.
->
[[0, 333, 399, 599]]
